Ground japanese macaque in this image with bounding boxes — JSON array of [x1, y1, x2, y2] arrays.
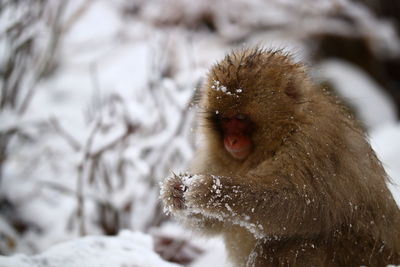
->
[[160, 48, 400, 266]]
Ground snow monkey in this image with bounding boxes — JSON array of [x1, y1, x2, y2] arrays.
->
[[160, 48, 400, 266]]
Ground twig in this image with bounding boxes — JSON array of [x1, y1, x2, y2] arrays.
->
[[18, 1, 68, 115], [76, 119, 101, 236], [40, 181, 102, 202], [63, 0, 96, 34], [90, 124, 137, 158], [49, 118, 82, 151]]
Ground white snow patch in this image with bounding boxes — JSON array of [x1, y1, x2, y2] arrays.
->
[[211, 80, 227, 93], [0, 231, 180, 267]]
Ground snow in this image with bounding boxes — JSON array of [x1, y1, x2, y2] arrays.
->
[[0, 231, 180, 267], [212, 80, 228, 93], [189, 242, 232, 267], [153, 222, 232, 267]]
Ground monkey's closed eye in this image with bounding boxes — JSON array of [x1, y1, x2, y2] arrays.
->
[[235, 114, 247, 121], [205, 112, 224, 134], [221, 117, 230, 122]]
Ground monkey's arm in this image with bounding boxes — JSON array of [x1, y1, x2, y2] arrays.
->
[[161, 158, 330, 238], [190, 173, 326, 237]]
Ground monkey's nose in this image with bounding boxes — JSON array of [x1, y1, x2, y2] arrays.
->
[[226, 136, 238, 147]]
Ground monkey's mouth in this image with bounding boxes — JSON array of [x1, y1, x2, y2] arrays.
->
[[224, 143, 252, 160], [228, 148, 251, 159]]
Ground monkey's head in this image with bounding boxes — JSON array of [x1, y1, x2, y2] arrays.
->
[[200, 48, 313, 161]]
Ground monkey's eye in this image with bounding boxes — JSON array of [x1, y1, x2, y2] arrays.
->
[[235, 114, 247, 121], [221, 117, 230, 122], [205, 112, 223, 132]]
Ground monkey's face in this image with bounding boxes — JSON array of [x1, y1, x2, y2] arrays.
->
[[200, 50, 308, 161], [220, 113, 253, 159]]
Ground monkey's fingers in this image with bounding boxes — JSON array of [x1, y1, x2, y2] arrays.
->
[[172, 196, 185, 209], [171, 183, 187, 209], [173, 183, 187, 195]]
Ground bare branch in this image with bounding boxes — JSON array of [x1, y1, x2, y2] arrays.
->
[[49, 118, 82, 151], [90, 124, 137, 159]]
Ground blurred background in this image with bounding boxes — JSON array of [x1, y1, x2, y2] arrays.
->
[[1, 0, 399, 266]]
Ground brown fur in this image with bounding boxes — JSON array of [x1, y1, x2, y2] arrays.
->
[[160, 48, 400, 266]]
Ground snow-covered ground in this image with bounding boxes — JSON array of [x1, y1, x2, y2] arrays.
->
[[0, 0, 399, 266], [0, 231, 181, 267]]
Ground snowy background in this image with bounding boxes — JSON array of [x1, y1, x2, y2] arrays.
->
[[0, 0, 399, 266]]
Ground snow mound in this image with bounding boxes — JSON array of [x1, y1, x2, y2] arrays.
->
[[0, 231, 181, 267]]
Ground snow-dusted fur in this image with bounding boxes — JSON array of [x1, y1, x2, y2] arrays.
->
[[161, 48, 400, 266]]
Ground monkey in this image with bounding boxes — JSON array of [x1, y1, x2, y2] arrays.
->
[[160, 48, 400, 267]]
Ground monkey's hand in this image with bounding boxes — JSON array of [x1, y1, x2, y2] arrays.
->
[[160, 173, 190, 214], [160, 173, 226, 233], [162, 173, 288, 238], [161, 173, 232, 215]]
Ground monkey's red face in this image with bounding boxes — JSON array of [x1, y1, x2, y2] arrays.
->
[[220, 114, 253, 160]]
